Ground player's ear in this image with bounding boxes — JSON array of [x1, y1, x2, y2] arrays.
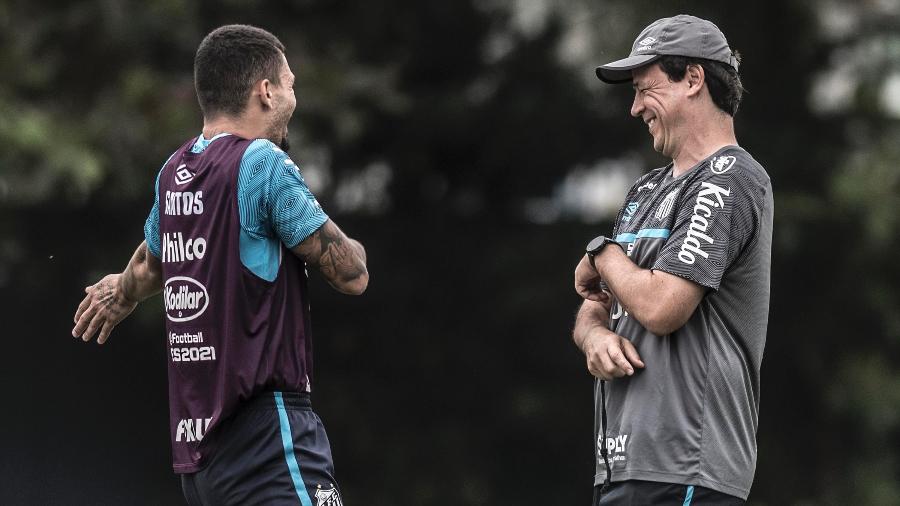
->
[[685, 64, 704, 97], [256, 79, 275, 110]]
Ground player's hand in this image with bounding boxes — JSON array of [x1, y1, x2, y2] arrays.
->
[[581, 330, 645, 380], [72, 274, 138, 345], [575, 254, 607, 302]]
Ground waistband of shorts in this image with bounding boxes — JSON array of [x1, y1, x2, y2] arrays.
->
[[243, 390, 311, 410]]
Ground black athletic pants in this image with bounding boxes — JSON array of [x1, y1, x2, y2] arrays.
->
[[593, 480, 745, 505]]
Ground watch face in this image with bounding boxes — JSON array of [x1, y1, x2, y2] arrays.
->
[[587, 236, 607, 253]]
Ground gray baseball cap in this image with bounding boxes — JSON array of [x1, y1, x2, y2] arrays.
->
[[596, 14, 739, 84]]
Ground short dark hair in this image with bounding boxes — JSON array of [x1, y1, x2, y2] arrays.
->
[[194, 25, 286, 118], [657, 54, 744, 116]]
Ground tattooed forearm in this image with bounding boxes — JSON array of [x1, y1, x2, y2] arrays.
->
[[121, 241, 163, 302], [292, 220, 368, 294], [311, 224, 366, 280], [95, 277, 137, 321], [318, 225, 344, 253], [72, 241, 161, 344]]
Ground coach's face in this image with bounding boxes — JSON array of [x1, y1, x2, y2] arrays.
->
[[630, 63, 686, 158], [267, 53, 297, 149]]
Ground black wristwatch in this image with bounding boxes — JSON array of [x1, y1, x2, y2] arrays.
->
[[586, 235, 622, 267]]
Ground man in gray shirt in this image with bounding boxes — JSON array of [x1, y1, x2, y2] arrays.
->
[[572, 15, 773, 505]]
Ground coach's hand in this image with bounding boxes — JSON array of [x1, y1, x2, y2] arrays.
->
[[575, 254, 607, 301], [581, 329, 645, 380], [72, 274, 138, 345]]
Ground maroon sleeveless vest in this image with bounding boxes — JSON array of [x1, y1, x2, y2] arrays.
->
[[158, 135, 313, 473]]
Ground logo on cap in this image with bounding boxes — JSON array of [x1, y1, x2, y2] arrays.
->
[[637, 37, 657, 52]]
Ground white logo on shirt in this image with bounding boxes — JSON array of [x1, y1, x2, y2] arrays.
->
[[710, 155, 736, 175], [637, 181, 657, 193], [164, 191, 204, 216], [655, 189, 679, 220], [164, 276, 209, 322], [678, 182, 731, 264], [162, 232, 207, 263], [175, 417, 212, 442], [598, 433, 629, 466], [175, 164, 194, 185]]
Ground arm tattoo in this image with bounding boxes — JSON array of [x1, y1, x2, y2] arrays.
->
[[120, 242, 162, 302], [309, 223, 366, 283], [120, 243, 145, 302], [95, 277, 134, 322], [97, 279, 119, 309]]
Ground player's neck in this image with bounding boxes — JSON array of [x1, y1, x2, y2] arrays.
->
[[671, 116, 737, 177], [202, 115, 266, 142]]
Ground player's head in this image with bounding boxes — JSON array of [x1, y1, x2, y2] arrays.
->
[[595, 15, 743, 157], [194, 25, 296, 148]]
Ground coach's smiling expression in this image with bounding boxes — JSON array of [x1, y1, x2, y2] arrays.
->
[[630, 63, 690, 160]]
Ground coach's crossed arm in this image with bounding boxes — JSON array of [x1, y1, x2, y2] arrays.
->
[[573, 295, 645, 381], [72, 241, 163, 344], [291, 219, 368, 295], [574, 246, 704, 336]]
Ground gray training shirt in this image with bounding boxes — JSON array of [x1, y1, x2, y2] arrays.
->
[[595, 145, 774, 499]]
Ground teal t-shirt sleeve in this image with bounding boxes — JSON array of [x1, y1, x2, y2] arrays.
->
[[143, 163, 166, 258], [266, 146, 328, 248], [238, 140, 328, 250]]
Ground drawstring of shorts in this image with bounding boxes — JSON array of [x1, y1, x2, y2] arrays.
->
[[599, 379, 612, 496], [597, 287, 613, 499]]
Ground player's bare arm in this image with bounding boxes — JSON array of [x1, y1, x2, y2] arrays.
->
[[72, 241, 163, 344], [575, 247, 705, 336], [574, 296, 645, 380], [291, 219, 368, 295]]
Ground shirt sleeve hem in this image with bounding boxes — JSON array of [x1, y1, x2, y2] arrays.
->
[[284, 213, 329, 249], [651, 262, 720, 292]]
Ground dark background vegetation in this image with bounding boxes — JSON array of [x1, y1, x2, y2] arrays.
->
[[1, 0, 899, 504]]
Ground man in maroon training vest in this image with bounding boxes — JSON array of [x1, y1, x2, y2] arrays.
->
[[72, 25, 366, 506]]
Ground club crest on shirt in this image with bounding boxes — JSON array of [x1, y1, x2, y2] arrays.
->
[[710, 155, 736, 175], [655, 189, 679, 220], [315, 485, 343, 506]]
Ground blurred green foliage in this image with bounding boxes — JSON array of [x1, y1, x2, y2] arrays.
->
[[1, 0, 898, 504]]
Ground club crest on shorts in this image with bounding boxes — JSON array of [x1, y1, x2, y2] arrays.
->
[[315, 484, 343, 506], [710, 155, 736, 175]]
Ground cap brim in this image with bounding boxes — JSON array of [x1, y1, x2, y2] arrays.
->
[[595, 54, 661, 84]]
